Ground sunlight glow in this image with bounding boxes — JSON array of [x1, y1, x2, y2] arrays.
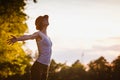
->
[[24, 0, 120, 65]]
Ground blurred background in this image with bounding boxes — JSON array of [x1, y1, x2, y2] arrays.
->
[[0, 0, 120, 80]]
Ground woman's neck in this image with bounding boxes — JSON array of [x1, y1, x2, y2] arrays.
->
[[41, 28, 47, 35]]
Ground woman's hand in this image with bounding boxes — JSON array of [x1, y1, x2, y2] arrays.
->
[[7, 35, 17, 45]]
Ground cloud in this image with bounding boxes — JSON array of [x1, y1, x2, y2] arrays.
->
[[81, 37, 120, 60], [90, 37, 120, 52], [92, 45, 120, 52], [51, 37, 120, 65], [109, 37, 120, 41]]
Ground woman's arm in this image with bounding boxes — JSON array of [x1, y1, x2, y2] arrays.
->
[[7, 32, 40, 45], [17, 33, 38, 41]]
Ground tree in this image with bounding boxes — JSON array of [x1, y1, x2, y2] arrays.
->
[[0, 0, 35, 79], [111, 55, 120, 80], [48, 59, 66, 80], [88, 56, 111, 80], [70, 60, 86, 80], [56, 60, 86, 80]]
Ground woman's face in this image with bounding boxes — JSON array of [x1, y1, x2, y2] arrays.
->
[[42, 17, 49, 27], [35, 15, 49, 30], [36, 25, 40, 30]]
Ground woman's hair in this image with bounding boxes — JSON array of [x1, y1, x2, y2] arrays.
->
[[35, 15, 49, 30]]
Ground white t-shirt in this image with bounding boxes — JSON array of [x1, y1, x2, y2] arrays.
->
[[17, 31, 52, 65]]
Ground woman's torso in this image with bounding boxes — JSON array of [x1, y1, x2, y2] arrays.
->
[[36, 31, 52, 65]]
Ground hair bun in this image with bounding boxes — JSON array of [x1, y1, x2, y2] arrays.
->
[[44, 15, 49, 19]]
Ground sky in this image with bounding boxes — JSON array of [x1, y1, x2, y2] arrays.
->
[[24, 0, 120, 65]]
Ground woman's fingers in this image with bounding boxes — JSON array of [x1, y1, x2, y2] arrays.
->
[[7, 35, 16, 45]]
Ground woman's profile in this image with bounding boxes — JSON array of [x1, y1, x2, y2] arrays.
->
[[7, 15, 52, 80]]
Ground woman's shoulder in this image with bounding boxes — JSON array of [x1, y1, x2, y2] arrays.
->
[[33, 31, 42, 35], [35, 31, 45, 38]]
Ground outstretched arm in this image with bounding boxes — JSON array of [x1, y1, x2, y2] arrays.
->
[[7, 32, 40, 45]]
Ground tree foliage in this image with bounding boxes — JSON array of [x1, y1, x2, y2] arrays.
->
[[87, 56, 111, 80], [111, 56, 120, 80], [48, 55, 120, 80], [0, 0, 33, 79]]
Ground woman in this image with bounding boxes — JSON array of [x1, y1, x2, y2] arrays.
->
[[8, 15, 52, 80]]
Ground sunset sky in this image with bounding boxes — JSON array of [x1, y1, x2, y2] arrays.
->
[[24, 0, 120, 65]]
